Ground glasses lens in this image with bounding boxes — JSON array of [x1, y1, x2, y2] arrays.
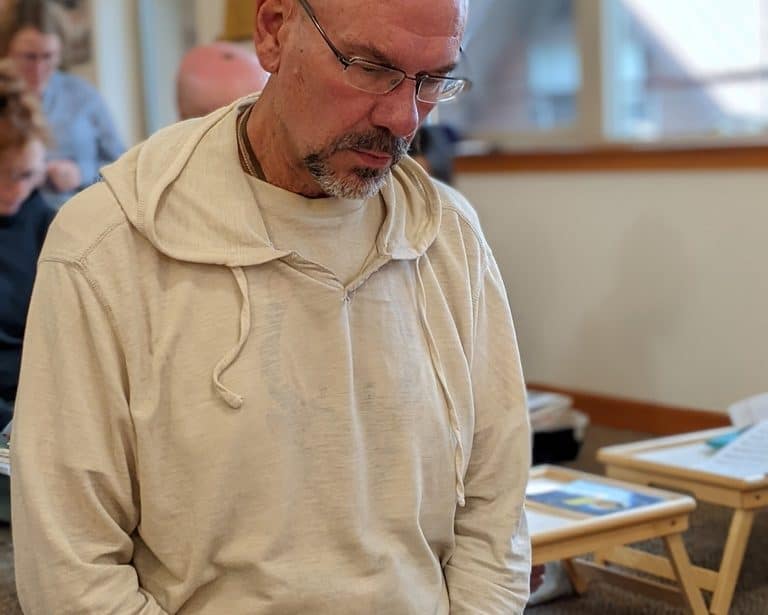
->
[[15, 52, 55, 64], [417, 78, 467, 103], [345, 60, 404, 95]]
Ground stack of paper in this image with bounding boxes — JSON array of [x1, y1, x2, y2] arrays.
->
[[696, 420, 768, 481], [0, 441, 8, 477], [0, 424, 9, 476], [526, 388, 576, 432], [728, 393, 768, 428]]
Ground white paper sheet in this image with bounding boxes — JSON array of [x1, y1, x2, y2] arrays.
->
[[695, 420, 768, 481], [728, 393, 768, 428]]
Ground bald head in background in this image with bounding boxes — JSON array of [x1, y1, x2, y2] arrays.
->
[[176, 41, 270, 120]]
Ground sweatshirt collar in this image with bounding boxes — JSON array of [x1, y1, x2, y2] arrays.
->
[[101, 95, 442, 267]]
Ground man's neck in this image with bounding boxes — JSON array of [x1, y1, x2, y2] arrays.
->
[[245, 94, 327, 198]]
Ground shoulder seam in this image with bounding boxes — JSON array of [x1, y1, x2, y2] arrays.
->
[[443, 204, 490, 271], [80, 218, 127, 264], [40, 216, 127, 267], [35, 258, 120, 337], [444, 204, 481, 237]]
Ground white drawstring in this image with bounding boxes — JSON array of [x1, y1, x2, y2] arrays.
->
[[212, 267, 251, 409], [415, 256, 466, 506]]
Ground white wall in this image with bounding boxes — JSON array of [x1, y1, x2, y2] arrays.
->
[[90, 0, 145, 145], [194, 0, 226, 44], [137, 0, 188, 133], [457, 170, 768, 412]]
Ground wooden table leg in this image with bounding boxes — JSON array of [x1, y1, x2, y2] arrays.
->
[[563, 558, 590, 594], [709, 508, 755, 615], [663, 533, 708, 615], [593, 548, 608, 566]]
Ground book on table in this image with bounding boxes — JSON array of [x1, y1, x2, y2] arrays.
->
[[527, 479, 663, 516]]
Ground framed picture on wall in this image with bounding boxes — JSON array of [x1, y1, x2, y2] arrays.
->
[[0, 0, 18, 55], [223, 0, 253, 41], [0, 0, 93, 67], [47, 0, 92, 68]]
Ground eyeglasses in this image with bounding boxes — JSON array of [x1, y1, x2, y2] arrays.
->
[[0, 166, 43, 184], [297, 0, 470, 104], [11, 51, 58, 65]]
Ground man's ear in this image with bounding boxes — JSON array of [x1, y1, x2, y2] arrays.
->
[[253, 0, 292, 73]]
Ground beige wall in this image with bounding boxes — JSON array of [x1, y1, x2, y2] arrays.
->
[[456, 170, 768, 413], [90, 0, 145, 145], [194, 0, 225, 44]]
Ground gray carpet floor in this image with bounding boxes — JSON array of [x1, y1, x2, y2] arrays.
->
[[0, 426, 764, 614], [0, 524, 19, 615]]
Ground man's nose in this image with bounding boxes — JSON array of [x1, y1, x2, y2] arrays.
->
[[370, 79, 432, 139]]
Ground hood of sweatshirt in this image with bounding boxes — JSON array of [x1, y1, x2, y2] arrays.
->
[[100, 95, 442, 268], [99, 96, 467, 505]]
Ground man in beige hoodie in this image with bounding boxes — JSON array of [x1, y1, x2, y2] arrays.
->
[[11, 0, 533, 613]]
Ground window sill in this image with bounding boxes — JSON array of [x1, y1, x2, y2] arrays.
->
[[454, 144, 768, 173]]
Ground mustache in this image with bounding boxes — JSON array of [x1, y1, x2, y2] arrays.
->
[[330, 129, 410, 161]]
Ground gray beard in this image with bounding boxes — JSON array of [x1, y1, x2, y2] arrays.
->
[[303, 160, 389, 199], [302, 128, 409, 199]]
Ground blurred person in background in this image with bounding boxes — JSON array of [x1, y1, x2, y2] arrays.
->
[[6, 1, 124, 208], [0, 59, 54, 434], [177, 41, 270, 120]]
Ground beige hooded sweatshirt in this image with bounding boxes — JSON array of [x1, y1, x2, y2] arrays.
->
[[11, 99, 531, 614]]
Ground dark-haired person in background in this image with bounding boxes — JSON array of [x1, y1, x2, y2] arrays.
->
[[409, 123, 460, 185], [6, 2, 123, 208], [0, 59, 55, 431]]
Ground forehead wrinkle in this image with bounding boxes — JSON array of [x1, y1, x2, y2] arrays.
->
[[307, 0, 463, 72], [343, 40, 458, 74]]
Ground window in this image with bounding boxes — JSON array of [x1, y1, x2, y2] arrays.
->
[[441, 0, 582, 147], [606, 0, 768, 141], [442, 0, 768, 150]]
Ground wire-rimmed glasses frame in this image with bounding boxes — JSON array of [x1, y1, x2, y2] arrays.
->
[[297, 0, 470, 103]]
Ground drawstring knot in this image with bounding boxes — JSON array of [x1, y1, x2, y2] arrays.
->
[[212, 267, 251, 409]]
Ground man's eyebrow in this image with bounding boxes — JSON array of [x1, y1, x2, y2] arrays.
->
[[345, 42, 392, 65], [346, 42, 458, 75], [429, 61, 459, 75]]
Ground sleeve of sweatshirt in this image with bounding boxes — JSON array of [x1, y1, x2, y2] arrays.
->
[[444, 250, 532, 614], [11, 260, 169, 615]]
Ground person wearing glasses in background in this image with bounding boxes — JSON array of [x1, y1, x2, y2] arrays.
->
[[12, 1, 532, 613], [5, 2, 124, 208]]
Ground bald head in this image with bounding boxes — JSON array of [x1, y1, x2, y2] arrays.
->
[[177, 42, 270, 120]]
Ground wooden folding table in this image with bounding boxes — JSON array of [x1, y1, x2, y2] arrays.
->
[[528, 464, 707, 614], [598, 428, 768, 615]]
